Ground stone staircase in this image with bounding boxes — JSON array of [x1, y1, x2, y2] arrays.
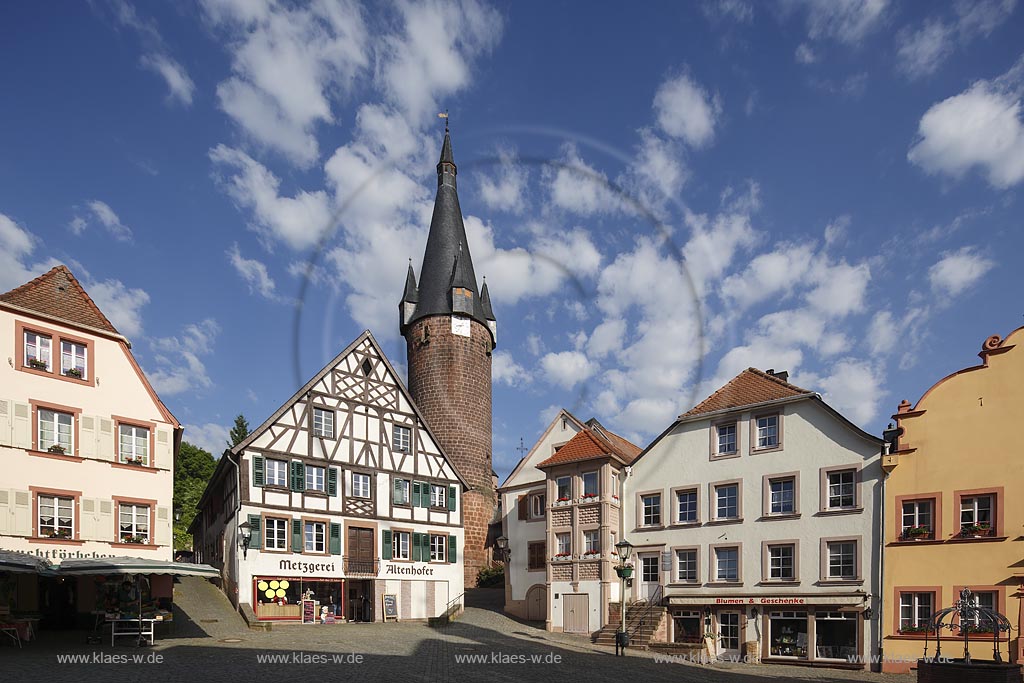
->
[[592, 601, 668, 649]]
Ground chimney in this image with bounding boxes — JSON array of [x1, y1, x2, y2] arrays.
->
[[766, 369, 789, 382]]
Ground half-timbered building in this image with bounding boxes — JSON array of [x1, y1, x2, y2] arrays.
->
[[192, 331, 466, 623]]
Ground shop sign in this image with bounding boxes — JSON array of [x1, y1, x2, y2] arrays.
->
[[667, 594, 862, 606], [278, 559, 337, 575], [381, 562, 435, 577], [0, 544, 119, 563]]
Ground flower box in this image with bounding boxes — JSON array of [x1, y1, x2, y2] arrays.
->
[[122, 536, 149, 545], [581, 552, 600, 560], [45, 529, 72, 539], [46, 444, 67, 455], [615, 565, 633, 579], [553, 498, 571, 507], [27, 358, 48, 370], [958, 524, 994, 538], [64, 368, 83, 379], [898, 625, 932, 635], [901, 526, 934, 540], [552, 553, 572, 562], [580, 493, 599, 502], [123, 457, 147, 466]]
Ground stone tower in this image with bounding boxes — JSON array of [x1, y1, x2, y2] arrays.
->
[[400, 125, 497, 587]]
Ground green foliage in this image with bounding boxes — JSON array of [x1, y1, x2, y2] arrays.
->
[[228, 414, 250, 448], [173, 441, 216, 550], [476, 564, 504, 588]]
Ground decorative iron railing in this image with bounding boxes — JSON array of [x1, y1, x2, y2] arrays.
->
[[342, 557, 379, 576]]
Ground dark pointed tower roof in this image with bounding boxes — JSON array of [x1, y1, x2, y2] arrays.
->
[[402, 127, 495, 342], [480, 278, 495, 321], [402, 260, 418, 303]]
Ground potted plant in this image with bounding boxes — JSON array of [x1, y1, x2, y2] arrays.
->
[[27, 357, 48, 370], [555, 497, 571, 506], [903, 525, 933, 540], [898, 624, 932, 635], [553, 552, 572, 561], [960, 522, 993, 538], [581, 492, 599, 502], [47, 444, 67, 455], [123, 535, 148, 544], [124, 456, 146, 466], [46, 528, 71, 539], [64, 367, 83, 379], [615, 561, 634, 578]]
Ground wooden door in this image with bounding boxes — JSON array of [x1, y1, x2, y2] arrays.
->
[[563, 593, 589, 634], [347, 527, 374, 572], [526, 585, 546, 621]]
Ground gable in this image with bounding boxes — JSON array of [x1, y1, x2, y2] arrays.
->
[[0, 265, 119, 335], [500, 410, 586, 489]]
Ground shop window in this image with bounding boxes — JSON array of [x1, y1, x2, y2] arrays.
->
[[899, 592, 933, 632], [254, 578, 342, 621], [673, 611, 702, 643], [769, 611, 808, 658], [642, 494, 661, 526], [815, 612, 857, 660]]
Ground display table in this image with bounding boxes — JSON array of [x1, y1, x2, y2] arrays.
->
[[109, 618, 157, 646]]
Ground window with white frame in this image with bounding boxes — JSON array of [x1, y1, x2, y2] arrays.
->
[[555, 532, 571, 556], [901, 500, 933, 537], [118, 424, 149, 465], [968, 591, 997, 627], [827, 470, 857, 509], [24, 331, 52, 371], [430, 484, 446, 508], [392, 425, 411, 452], [677, 549, 698, 582], [530, 492, 545, 519], [768, 544, 795, 580], [38, 494, 73, 538], [392, 531, 410, 560], [265, 518, 288, 550], [38, 409, 73, 453], [305, 465, 326, 492], [118, 503, 150, 543], [677, 489, 698, 523], [642, 494, 661, 526], [304, 521, 326, 553], [716, 423, 737, 454], [582, 471, 599, 498], [899, 592, 933, 631], [430, 534, 446, 562], [60, 340, 88, 379], [584, 529, 599, 554], [755, 414, 779, 449], [312, 408, 334, 438], [827, 541, 857, 579], [352, 472, 371, 499], [769, 477, 795, 514], [715, 483, 739, 520], [266, 459, 287, 487], [960, 495, 993, 531], [715, 546, 739, 582], [556, 476, 571, 501]]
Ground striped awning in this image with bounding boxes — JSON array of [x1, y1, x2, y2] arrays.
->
[[56, 556, 219, 577], [0, 550, 53, 574]]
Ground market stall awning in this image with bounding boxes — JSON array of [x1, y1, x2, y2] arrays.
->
[[56, 557, 220, 578], [0, 550, 54, 574]]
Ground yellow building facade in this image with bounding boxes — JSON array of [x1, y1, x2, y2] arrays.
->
[[881, 327, 1024, 673]]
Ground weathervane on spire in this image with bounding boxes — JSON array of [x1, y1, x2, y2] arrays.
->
[[438, 109, 449, 133]]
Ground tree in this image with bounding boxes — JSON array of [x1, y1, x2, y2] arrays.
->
[[173, 441, 216, 550], [228, 414, 250, 448]]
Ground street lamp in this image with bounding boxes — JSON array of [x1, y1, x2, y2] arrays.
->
[[614, 539, 634, 656], [495, 535, 511, 563], [238, 520, 252, 560]]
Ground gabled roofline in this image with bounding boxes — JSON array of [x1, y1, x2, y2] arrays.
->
[[630, 393, 881, 469], [0, 300, 131, 346], [498, 408, 587, 491], [230, 330, 471, 491]]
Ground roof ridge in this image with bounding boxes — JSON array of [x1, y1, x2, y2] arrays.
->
[[0, 265, 119, 335], [681, 367, 812, 419]]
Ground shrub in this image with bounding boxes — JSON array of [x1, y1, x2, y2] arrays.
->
[[477, 564, 504, 587]]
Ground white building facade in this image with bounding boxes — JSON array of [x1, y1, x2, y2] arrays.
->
[[625, 368, 882, 667], [192, 332, 465, 623], [0, 266, 179, 618]]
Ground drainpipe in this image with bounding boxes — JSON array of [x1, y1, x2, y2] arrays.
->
[[227, 452, 241, 612], [876, 459, 888, 671]]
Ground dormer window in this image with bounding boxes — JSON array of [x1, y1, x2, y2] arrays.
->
[[452, 286, 474, 314]]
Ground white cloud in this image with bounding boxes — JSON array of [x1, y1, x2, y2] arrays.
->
[[140, 53, 195, 105], [85, 278, 150, 338], [226, 243, 280, 301], [184, 422, 230, 456], [720, 243, 815, 310], [0, 213, 45, 293], [210, 144, 332, 251], [896, 20, 954, 79], [800, 0, 888, 45], [478, 149, 527, 213], [653, 72, 722, 148], [626, 129, 688, 212], [68, 216, 87, 236], [548, 144, 621, 216], [867, 310, 897, 356], [540, 350, 596, 389], [147, 319, 220, 396], [587, 318, 627, 359], [805, 260, 871, 317], [816, 358, 885, 425], [203, 0, 369, 166], [492, 350, 531, 387], [928, 246, 995, 296], [908, 56, 1024, 188], [80, 200, 133, 242], [795, 42, 818, 64], [702, 0, 754, 23], [377, 0, 503, 122]]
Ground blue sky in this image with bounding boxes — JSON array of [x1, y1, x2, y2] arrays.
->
[[1, 1, 1021, 476]]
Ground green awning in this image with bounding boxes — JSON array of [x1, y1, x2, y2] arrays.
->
[[56, 556, 220, 578]]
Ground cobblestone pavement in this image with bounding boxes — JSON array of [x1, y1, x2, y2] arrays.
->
[[0, 587, 910, 683]]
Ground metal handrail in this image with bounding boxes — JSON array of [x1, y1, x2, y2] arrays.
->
[[342, 557, 379, 575], [628, 585, 664, 639]]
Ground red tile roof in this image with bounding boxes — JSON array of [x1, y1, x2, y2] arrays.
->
[[537, 424, 641, 468], [681, 368, 812, 418], [0, 265, 119, 335]]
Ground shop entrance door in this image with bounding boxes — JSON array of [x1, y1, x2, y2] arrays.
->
[[718, 611, 741, 659], [637, 552, 661, 602], [347, 580, 373, 622]]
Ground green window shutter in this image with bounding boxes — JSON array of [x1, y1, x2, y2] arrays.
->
[[252, 456, 265, 487], [411, 481, 421, 507], [393, 478, 404, 505], [417, 481, 428, 508], [292, 519, 303, 552], [247, 514, 262, 550], [327, 467, 338, 496], [329, 523, 341, 555], [447, 485, 457, 511], [413, 533, 423, 562], [448, 535, 457, 563], [290, 461, 305, 492], [382, 530, 392, 560]]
